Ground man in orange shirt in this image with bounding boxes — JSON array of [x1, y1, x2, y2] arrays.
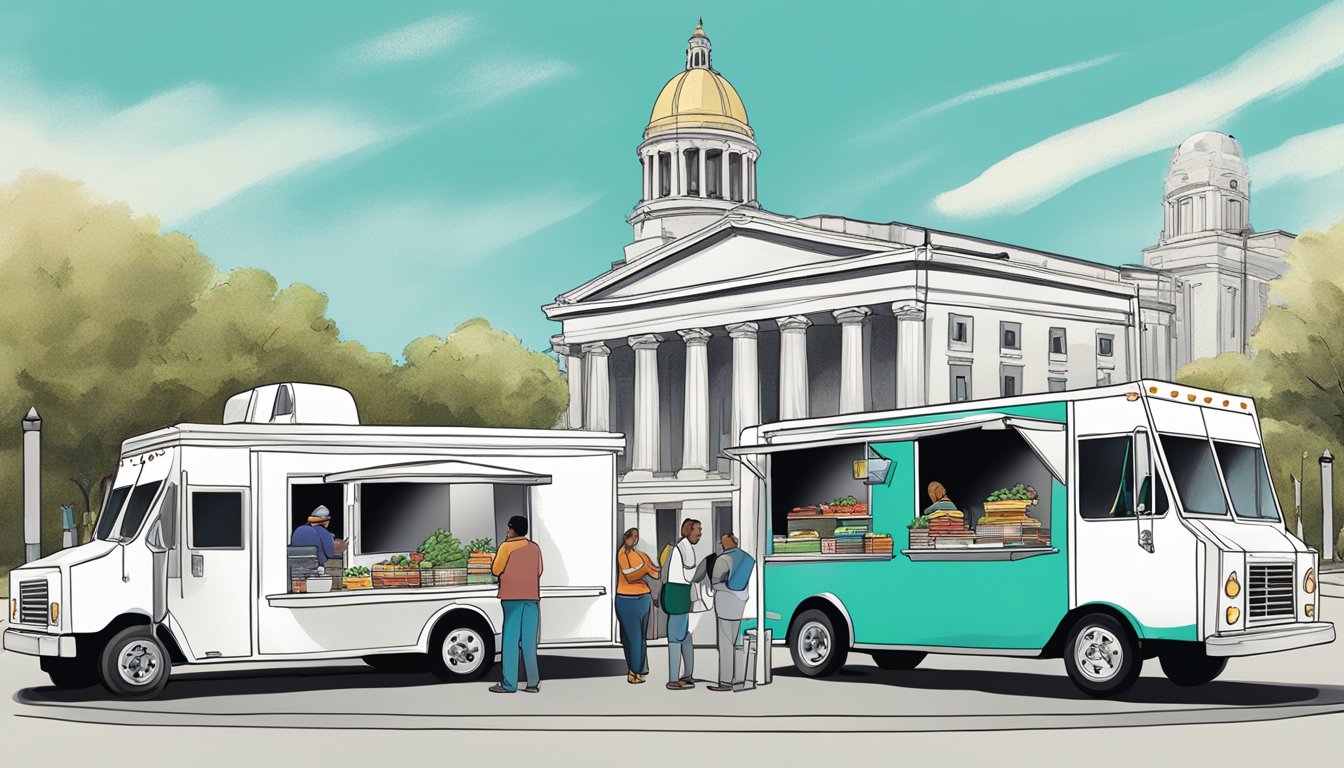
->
[[489, 515, 543, 693]]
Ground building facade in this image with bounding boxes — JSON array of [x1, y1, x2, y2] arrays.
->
[[542, 24, 1294, 614]]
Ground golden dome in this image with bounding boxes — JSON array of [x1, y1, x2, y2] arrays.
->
[[646, 68, 753, 139]]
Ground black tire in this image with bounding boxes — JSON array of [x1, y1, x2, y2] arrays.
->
[[1159, 645, 1227, 686], [363, 653, 427, 674], [429, 614, 495, 682], [98, 627, 172, 699], [870, 650, 926, 671], [1063, 613, 1142, 697], [787, 607, 849, 678], [41, 656, 99, 689]]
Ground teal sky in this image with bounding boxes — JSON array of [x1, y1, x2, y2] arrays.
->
[[2, 1, 1342, 359]]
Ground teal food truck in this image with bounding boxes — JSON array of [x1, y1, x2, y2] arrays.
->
[[730, 380, 1332, 697]]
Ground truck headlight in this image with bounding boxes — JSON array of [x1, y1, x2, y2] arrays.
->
[[49, 602, 59, 625], [1306, 604, 1316, 618], [1226, 606, 1240, 625], [1305, 568, 1316, 595], [1225, 572, 1240, 598]]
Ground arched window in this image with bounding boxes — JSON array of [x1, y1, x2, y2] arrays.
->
[[684, 148, 700, 195]]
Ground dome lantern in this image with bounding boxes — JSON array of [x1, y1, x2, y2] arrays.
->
[[687, 17, 711, 70]]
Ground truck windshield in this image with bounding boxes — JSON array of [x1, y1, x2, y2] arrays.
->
[[1158, 434, 1229, 516], [1214, 441, 1280, 520], [96, 486, 132, 541], [117, 481, 164, 540]]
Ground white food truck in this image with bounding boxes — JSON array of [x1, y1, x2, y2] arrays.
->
[[5, 383, 622, 698]]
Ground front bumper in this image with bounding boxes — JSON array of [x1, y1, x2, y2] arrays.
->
[[1205, 622, 1335, 657], [3, 628, 77, 658]]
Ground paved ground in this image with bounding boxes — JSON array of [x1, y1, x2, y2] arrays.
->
[[4, 590, 1344, 764]]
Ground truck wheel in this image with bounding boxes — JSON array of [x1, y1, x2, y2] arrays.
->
[[98, 627, 172, 699], [1064, 613, 1141, 697], [870, 650, 925, 671], [41, 656, 98, 689], [1159, 645, 1227, 686], [788, 608, 848, 678], [430, 615, 495, 682], [363, 653, 427, 674]]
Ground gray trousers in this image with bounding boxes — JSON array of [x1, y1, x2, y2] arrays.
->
[[717, 617, 742, 685]]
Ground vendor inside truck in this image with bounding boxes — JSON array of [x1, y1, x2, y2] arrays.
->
[[291, 504, 348, 565]]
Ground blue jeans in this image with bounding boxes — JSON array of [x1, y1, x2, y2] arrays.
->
[[615, 594, 651, 675], [500, 600, 540, 691], [667, 612, 694, 683]]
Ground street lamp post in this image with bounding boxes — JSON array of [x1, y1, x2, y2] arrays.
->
[[1240, 227, 1252, 355], [22, 407, 41, 563], [1322, 449, 1335, 561]]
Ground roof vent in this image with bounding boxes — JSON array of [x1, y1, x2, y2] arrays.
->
[[222, 383, 359, 426]]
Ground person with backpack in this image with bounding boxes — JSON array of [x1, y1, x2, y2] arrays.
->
[[662, 518, 709, 690], [707, 533, 754, 692]]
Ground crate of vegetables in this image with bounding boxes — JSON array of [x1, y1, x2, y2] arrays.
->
[[342, 566, 372, 590], [420, 567, 468, 587]]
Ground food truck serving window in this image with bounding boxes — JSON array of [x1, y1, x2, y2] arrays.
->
[[360, 482, 529, 556]]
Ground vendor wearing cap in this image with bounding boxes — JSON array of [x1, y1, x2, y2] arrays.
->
[[291, 505, 348, 564]]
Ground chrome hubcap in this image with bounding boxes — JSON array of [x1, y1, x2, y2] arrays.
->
[[117, 640, 163, 687], [1074, 626, 1124, 683], [442, 629, 485, 675], [798, 621, 831, 667]]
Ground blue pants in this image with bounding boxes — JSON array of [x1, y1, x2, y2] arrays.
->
[[500, 600, 540, 691], [667, 612, 694, 683], [615, 594, 651, 675]]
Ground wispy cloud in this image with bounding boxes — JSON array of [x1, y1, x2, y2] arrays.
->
[[934, 1, 1344, 218], [868, 56, 1116, 139], [352, 13, 470, 67], [1251, 123, 1344, 188], [450, 58, 577, 110], [812, 156, 928, 213], [0, 76, 396, 224]]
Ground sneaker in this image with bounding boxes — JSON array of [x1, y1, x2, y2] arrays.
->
[[488, 684, 514, 693], [523, 685, 540, 693], [707, 684, 733, 692]]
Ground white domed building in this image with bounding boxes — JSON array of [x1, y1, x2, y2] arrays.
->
[[543, 24, 1293, 606], [1142, 132, 1294, 366]]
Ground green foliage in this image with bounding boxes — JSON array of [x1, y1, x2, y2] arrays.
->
[[986, 483, 1034, 502], [467, 537, 496, 553], [908, 516, 929, 529], [418, 529, 467, 568], [1179, 220, 1344, 550], [343, 566, 370, 578], [0, 173, 568, 566]]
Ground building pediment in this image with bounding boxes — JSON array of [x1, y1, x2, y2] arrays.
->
[[550, 217, 895, 313]]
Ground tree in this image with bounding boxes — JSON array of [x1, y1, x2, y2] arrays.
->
[[1179, 220, 1344, 552], [0, 172, 567, 564]]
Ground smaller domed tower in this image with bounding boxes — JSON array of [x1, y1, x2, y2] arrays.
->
[[625, 20, 761, 261], [1159, 131, 1250, 243]]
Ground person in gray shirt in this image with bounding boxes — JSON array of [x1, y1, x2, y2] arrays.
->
[[707, 533, 752, 692]]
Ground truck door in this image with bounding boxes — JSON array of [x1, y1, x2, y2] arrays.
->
[[170, 485, 253, 658]]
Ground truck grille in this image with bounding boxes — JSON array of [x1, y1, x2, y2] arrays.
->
[[18, 580, 48, 625], [1248, 563, 1294, 622]]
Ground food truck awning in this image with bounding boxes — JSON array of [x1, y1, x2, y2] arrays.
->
[[324, 460, 552, 485], [724, 414, 1067, 481]]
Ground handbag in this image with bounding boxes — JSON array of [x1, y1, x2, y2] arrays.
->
[[660, 582, 691, 615]]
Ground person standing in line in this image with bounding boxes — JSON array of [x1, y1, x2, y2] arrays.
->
[[707, 533, 754, 692], [490, 515, 543, 694], [664, 518, 709, 690], [615, 528, 659, 684]]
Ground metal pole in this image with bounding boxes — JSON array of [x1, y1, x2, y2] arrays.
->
[[22, 407, 41, 563], [1321, 449, 1335, 561], [1241, 228, 1249, 355], [1293, 474, 1303, 539]]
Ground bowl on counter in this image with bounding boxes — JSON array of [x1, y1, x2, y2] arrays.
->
[[305, 576, 334, 593]]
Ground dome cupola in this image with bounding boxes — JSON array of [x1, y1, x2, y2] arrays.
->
[[1161, 131, 1251, 241], [626, 21, 762, 260]]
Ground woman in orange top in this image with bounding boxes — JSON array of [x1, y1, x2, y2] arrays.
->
[[615, 528, 659, 683]]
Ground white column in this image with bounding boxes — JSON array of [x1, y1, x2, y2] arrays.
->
[[728, 322, 760, 444], [777, 315, 812, 420], [627, 334, 663, 479], [582, 342, 610, 432], [552, 341, 584, 429], [699, 148, 707, 199], [893, 302, 927, 409], [722, 149, 731, 201], [746, 155, 755, 201], [833, 307, 871, 414], [679, 328, 712, 479]]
